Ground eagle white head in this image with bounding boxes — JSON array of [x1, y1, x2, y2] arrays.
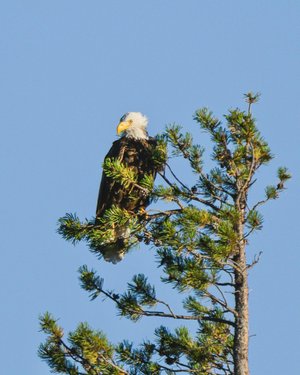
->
[[117, 112, 149, 140]]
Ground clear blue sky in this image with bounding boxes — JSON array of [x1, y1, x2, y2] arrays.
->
[[1, 1, 299, 374]]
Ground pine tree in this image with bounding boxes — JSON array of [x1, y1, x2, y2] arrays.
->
[[39, 94, 291, 375]]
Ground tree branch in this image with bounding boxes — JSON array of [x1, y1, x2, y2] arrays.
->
[[165, 162, 190, 191], [203, 290, 237, 317], [251, 198, 270, 212], [89, 281, 236, 326], [246, 251, 262, 270], [158, 171, 185, 209]]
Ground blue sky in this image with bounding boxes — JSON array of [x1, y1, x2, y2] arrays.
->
[[1, 1, 299, 373]]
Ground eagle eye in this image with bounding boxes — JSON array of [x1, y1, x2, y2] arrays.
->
[[120, 113, 129, 122]]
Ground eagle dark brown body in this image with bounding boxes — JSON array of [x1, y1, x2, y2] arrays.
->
[[95, 112, 162, 264], [96, 136, 158, 218]]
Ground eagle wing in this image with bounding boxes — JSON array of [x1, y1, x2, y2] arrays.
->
[[96, 136, 158, 218], [96, 138, 126, 217], [95, 136, 161, 263]]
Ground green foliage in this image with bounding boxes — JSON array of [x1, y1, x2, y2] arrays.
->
[[139, 174, 155, 191], [58, 213, 90, 245], [183, 296, 210, 316], [117, 341, 160, 375], [194, 108, 220, 132], [102, 205, 133, 226], [152, 185, 176, 202], [153, 322, 232, 373], [265, 185, 279, 200], [152, 136, 168, 169], [165, 124, 204, 176], [79, 265, 104, 300], [39, 313, 122, 375], [128, 274, 157, 306], [277, 166, 291, 181], [57, 206, 142, 260], [103, 158, 138, 189], [246, 210, 263, 232], [41, 95, 290, 375]]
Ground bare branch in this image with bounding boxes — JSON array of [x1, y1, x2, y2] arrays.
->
[[146, 209, 182, 220], [215, 282, 235, 287], [166, 162, 190, 191], [251, 198, 270, 212], [186, 248, 243, 274], [89, 280, 235, 326], [155, 298, 177, 318], [203, 290, 237, 317], [247, 251, 263, 270]]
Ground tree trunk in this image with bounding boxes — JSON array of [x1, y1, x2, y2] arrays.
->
[[233, 208, 249, 375]]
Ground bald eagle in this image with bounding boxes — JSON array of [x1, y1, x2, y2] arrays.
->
[[96, 112, 161, 263]]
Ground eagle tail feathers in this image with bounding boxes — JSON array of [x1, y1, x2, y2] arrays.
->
[[99, 226, 131, 264]]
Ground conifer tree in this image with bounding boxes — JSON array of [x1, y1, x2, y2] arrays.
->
[[39, 94, 290, 375]]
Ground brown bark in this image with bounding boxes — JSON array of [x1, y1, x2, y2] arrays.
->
[[233, 206, 250, 375], [233, 250, 249, 375]]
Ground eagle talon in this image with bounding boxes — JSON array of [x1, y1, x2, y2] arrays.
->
[[138, 207, 148, 217]]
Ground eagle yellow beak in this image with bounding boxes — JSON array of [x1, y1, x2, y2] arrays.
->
[[117, 121, 131, 135]]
